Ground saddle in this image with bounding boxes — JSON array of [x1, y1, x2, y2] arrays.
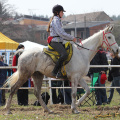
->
[[43, 42, 73, 76]]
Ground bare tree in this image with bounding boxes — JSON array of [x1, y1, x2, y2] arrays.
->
[[0, 0, 18, 34], [0, 0, 30, 42]]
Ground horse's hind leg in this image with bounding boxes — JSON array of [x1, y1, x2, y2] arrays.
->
[[5, 77, 28, 114], [32, 72, 52, 113]]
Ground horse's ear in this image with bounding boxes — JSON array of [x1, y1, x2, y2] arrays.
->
[[108, 25, 114, 32], [104, 25, 110, 32], [104, 25, 114, 32]]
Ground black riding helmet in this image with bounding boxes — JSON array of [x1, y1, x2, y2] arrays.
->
[[52, 5, 66, 15]]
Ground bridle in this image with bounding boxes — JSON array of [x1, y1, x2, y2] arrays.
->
[[101, 31, 117, 51]]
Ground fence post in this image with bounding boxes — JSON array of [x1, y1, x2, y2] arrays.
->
[[49, 78, 53, 105]]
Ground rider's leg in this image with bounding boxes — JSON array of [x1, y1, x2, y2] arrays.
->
[[50, 42, 68, 76]]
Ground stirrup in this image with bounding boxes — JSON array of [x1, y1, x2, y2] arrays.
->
[[56, 72, 67, 79], [52, 71, 67, 79]]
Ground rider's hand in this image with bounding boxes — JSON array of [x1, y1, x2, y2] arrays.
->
[[73, 38, 77, 42]]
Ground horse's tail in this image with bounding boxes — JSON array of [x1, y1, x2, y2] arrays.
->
[[3, 71, 19, 88]]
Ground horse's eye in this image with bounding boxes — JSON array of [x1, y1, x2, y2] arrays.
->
[[108, 36, 111, 39]]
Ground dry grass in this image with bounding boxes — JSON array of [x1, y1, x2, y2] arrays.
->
[[0, 80, 120, 120]]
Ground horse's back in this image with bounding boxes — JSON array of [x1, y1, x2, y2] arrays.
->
[[17, 47, 44, 69], [17, 47, 54, 75]]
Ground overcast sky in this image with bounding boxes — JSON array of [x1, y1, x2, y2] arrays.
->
[[8, 0, 120, 17]]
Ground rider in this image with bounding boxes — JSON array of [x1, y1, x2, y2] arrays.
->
[[47, 4, 76, 78]]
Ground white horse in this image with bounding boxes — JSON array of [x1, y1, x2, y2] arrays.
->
[[3, 26, 119, 114]]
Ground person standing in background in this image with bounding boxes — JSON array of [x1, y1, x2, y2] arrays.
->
[[12, 44, 28, 106], [0, 55, 11, 106], [0, 55, 5, 106], [88, 48, 108, 105], [1, 56, 11, 106], [107, 52, 120, 104]]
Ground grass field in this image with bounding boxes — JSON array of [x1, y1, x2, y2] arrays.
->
[[0, 81, 120, 120]]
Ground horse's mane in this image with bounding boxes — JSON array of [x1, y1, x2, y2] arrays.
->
[[81, 29, 103, 44]]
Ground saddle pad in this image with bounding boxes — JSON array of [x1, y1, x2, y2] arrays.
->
[[43, 42, 73, 65]]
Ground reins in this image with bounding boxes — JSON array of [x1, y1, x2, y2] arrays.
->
[[73, 41, 90, 50], [64, 37, 90, 50], [64, 31, 116, 53]]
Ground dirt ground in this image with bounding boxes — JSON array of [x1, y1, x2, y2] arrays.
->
[[1, 104, 120, 120]]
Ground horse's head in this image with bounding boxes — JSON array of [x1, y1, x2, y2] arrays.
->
[[101, 26, 119, 55]]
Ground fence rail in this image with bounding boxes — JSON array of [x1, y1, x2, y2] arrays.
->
[[1, 86, 120, 89], [0, 66, 17, 69], [1, 65, 120, 69]]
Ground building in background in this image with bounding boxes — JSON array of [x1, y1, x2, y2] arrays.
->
[[3, 11, 113, 46]]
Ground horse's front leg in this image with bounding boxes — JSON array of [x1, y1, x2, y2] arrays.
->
[[71, 76, 80, 114], [76, 78, 90, 106]]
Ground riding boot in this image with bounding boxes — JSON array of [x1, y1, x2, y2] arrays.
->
[[52, 61, 62, 77], [52, 61, 67, 79]]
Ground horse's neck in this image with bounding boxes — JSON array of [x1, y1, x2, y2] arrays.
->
[[77, 32, 102, 62], [88, 36, 101, 60]]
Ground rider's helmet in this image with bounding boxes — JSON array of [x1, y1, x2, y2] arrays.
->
[[52, 5, 66, 15]]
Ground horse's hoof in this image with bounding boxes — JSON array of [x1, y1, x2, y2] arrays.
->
[[44, 110, 53, 114], [48, 110, 54, 114], [5, 111, 12, 115], [72, 109, 80, 114]]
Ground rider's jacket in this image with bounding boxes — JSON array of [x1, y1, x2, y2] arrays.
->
[[88, 49, 108, 75], [50, 16, 74, 43]]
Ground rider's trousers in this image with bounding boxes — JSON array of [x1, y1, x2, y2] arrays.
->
[[50, 42, 68, 74]]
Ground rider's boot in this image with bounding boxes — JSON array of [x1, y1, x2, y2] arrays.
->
[[52, 59, 64, 78], [52, 54, 68, 78], [52, 61, 61, 77], [52, 65, 67, 79]]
